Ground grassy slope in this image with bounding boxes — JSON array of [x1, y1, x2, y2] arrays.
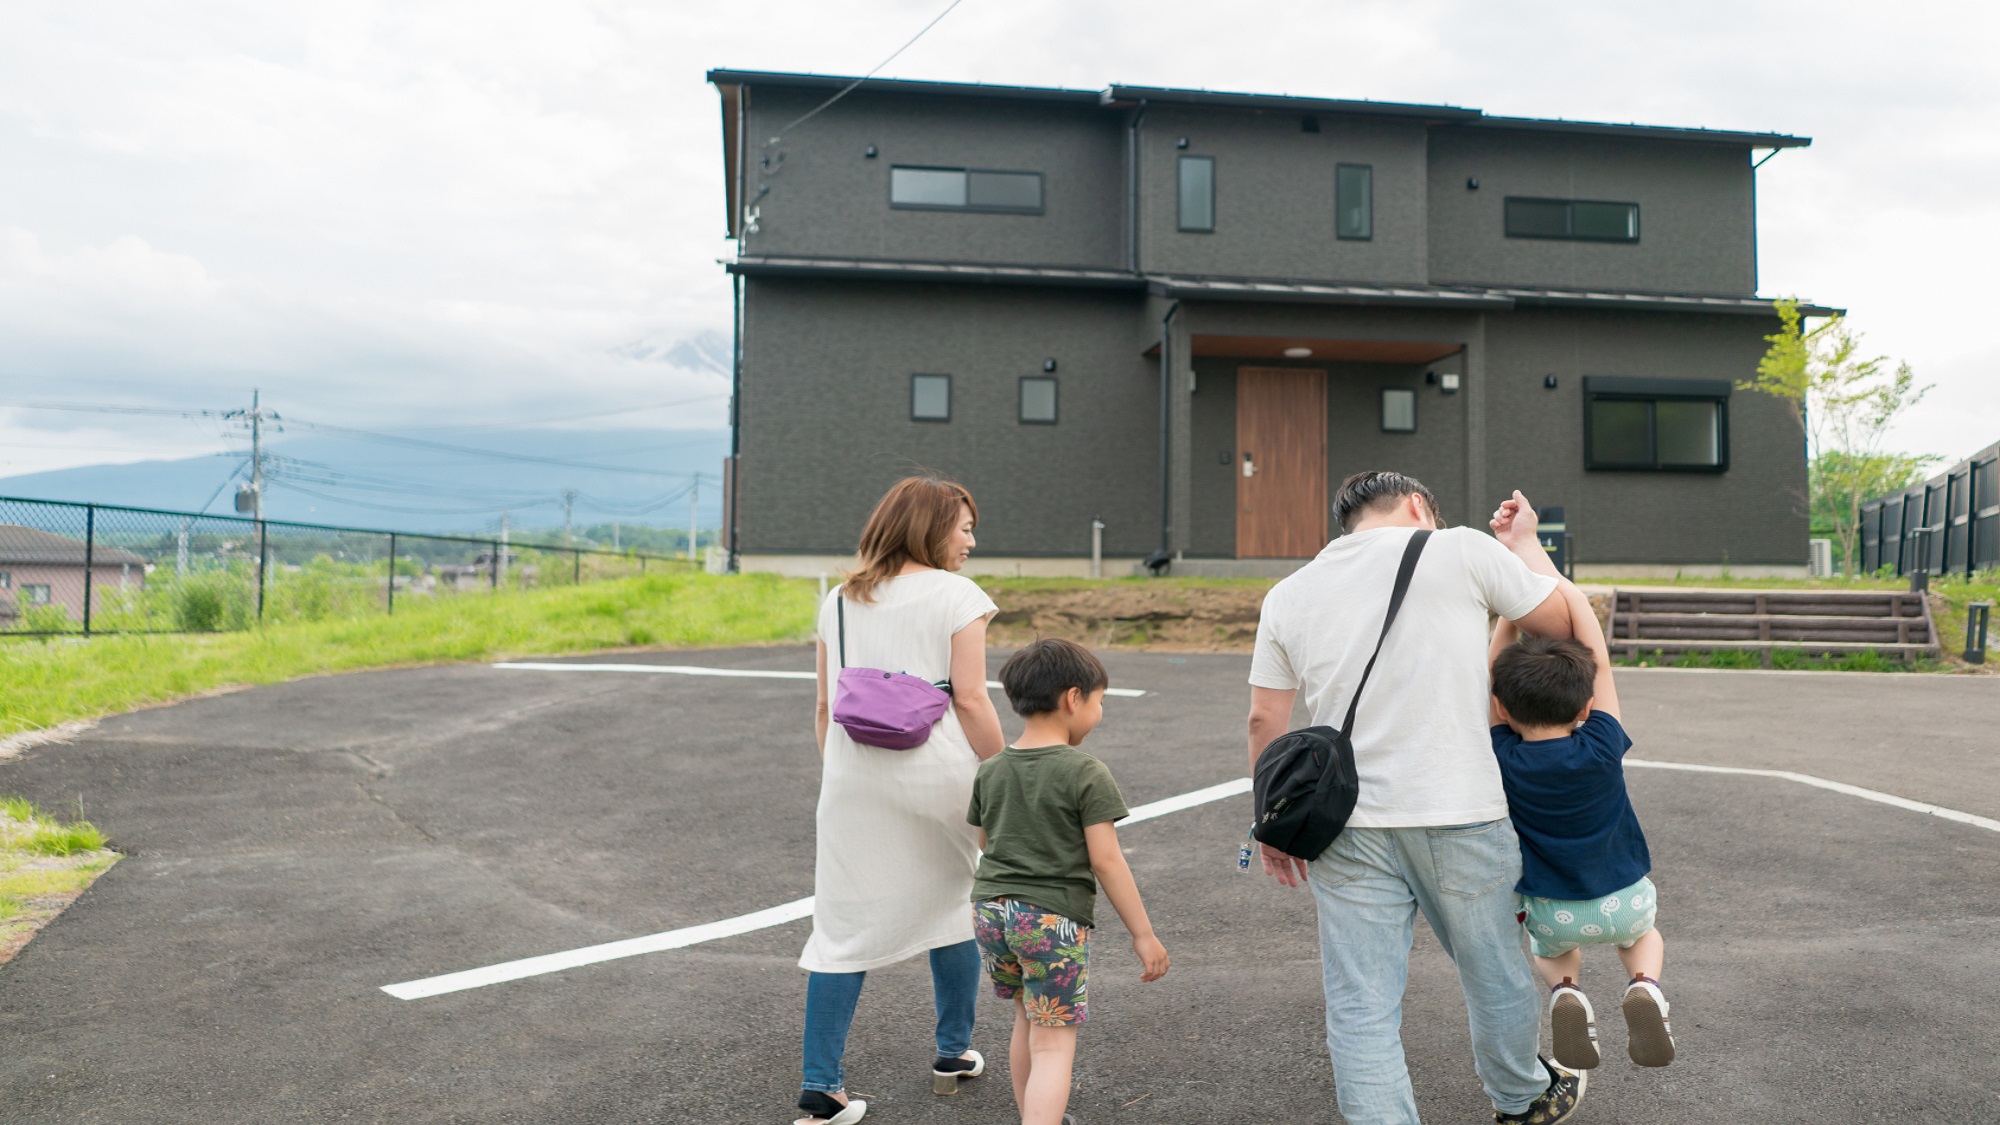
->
[[0, 572, 818, 739]]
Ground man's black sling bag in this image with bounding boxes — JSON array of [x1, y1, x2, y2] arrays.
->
[[1252, 529, 1431, 862]]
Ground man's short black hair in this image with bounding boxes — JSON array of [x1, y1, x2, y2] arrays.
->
[[1332, 470, 1443, 534], [1491, 636, 1597, 727], [998, 638, 1109, 716]]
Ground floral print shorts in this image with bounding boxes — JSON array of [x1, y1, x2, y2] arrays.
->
[[973, 898, 1091, 1026], [1519, 876, 1659, 958]]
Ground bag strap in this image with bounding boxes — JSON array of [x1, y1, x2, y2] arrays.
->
[[835, 590, 846, 670], [1337, 529, 1432, 740]]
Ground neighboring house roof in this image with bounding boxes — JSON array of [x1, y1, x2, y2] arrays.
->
[[0, 525, 150, 567], [707, 69, 1811, 148], [726, 255, 1842, 317]]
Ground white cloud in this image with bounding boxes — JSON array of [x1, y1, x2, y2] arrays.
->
[[0, 0, 1992, 480]]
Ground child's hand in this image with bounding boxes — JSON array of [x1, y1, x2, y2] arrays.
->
[[1132, 933, 1169, 982]]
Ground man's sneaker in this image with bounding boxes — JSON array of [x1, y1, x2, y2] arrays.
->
[[1547, 979, 1600, 1070], [1494, 1056, 1586, 1125], [1623, 976, 1676, 1067]]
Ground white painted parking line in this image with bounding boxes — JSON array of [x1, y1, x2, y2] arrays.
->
[[1627, 758, 2000, 833], [380, 774, 1248, 1000], [385, 759, 1995, 1001], [493, 662, 1148, 697]]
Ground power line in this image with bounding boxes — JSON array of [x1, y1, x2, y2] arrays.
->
[[281, 416, 700, 478], [767, 0, 971, 141]]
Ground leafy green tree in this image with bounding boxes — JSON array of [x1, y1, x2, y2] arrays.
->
[[1743, 299, 1933, 575]]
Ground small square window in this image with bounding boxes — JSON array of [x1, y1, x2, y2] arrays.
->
[[0, 570, 10, 589], [1020, 377, 1058, 424], [910, 373, 951, 422], [21, 584, 51, 606], [1380, 388, 1416, 432], [1178, 156, 1215, 232]]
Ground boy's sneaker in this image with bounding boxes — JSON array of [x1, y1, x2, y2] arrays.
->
[[1494, 1056, 1585, 1125], [1623, 976, 1676, 1067], [1547, 979, 1600, 1070]]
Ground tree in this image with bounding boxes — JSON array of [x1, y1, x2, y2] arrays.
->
[[1742, 300, 1933, 576]]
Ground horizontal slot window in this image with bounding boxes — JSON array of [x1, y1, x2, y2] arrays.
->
[[1585, 380, 1727, 472], [1505, 196, 1639, 242], [890, 166, 1043, 213]]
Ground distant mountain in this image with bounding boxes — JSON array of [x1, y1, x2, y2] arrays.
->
[[0, 428, 730, 536]]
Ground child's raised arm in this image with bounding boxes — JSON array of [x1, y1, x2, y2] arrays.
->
[[1084, 822, 1168, 982], [1558, 580, 1619, 720]]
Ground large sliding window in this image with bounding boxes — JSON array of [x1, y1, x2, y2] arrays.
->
[[1336, 164, 1373, 240], [1506, 197, 1640, 242], [1177, 156, 1215, 232], [889, 167, 1044, 213], [1584, 377, 1728, 471]]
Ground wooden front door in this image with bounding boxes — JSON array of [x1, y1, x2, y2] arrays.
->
[[1236, 367, 1327, 558]]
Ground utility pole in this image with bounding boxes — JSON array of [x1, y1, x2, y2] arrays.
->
[[498, 510, 510, 590], [225, 388, 280, 519], [562, 488, 578, 544], [687, 477, 699, 563]]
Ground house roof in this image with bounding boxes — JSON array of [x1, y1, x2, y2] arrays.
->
[[727, 255, 1842, 317], [708, 69, 1810, 148], [0, 525, 149, 567]]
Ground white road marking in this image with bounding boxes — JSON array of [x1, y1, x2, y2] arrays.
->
[[380, 774, 1249, 1000], [385, 758, 1996, 1001], [493, 661, 1147, 697], [1626, 759, 2000, 833]]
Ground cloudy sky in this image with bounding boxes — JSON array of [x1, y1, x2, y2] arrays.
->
[[1, 0, 1993, 478]]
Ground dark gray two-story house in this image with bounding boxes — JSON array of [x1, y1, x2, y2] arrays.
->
[[708, 69, 1835, 577]]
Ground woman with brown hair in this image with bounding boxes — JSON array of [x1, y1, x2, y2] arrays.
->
[[793, 476, 1007, 1125]]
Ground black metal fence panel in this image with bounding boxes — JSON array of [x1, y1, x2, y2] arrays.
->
[[1859, 440, 2000, 578], [0, 495, 689, 636]]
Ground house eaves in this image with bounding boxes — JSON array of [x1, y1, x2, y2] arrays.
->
[[1099, 84, 1480, 122], [703, 70, 1101, 105], [0, 524, 149, 567], [727, 255, 1147, 289], [1457, 116, 1810, 149]]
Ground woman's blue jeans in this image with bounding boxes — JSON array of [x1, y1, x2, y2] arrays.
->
[[801, 939, 981, 1094]]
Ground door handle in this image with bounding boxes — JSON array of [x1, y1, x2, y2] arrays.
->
[[1242, 452, 1255, 478]]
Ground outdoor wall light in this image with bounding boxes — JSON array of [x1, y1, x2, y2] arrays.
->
[[1439, 373, 1462, 393], [865, 145, 878, 158], [1176, 136, 1190, 149], [1425, 370, 1438, 384], [1042, 358, 1057, 372], [1466, 176, 1480, 190], [1283, 346, 1313, 358], [1544, 374, 1559, 388]]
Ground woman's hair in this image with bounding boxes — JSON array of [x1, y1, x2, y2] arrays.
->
[[841, 476, 978, 603]]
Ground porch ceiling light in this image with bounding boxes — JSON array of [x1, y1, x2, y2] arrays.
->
[[1282, 346, 1313, 358]]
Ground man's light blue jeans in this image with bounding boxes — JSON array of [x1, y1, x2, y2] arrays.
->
[[1307, 819, 1548, 1123]]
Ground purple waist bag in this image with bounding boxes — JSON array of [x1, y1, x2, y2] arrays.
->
[[830, 593, 953, 751]]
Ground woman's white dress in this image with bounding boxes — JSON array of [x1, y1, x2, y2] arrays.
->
[[799, 569, 997, 974]]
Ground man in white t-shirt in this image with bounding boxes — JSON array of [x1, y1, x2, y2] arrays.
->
[[1247, 471, 1583, 1125]]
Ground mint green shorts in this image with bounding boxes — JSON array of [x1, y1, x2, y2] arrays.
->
[[1519, 876, 1659, 958]]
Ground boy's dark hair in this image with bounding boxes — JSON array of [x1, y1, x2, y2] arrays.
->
[[998, 638, 1109, 716], [1332, 471, 1443, 534], [1491, 636, 1598, 727]]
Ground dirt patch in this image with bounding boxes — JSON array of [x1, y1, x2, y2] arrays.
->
[[988, 585, 1270, 651]]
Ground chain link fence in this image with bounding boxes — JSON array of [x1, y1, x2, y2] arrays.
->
[[0, 496, 693, 636]]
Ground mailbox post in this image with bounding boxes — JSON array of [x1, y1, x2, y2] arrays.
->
[[1536, 506, 1572, 579]]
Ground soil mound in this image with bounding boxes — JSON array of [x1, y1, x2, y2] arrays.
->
[[987, 584, 1269, 652]]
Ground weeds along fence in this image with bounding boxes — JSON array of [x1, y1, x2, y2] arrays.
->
[[0, 496, 694, 637]]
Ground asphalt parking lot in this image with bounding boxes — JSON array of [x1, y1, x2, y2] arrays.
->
[[1, 650, 1997, 1123]]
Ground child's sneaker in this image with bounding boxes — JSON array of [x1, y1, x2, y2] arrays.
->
[[1622, 975, 1675, 1067], [1547, 978, 1599, 1070]]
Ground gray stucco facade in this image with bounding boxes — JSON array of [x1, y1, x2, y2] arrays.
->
[[710, 70, 1829, 575]]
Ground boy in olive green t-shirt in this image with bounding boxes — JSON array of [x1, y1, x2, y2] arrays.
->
[[967, 639, 1170, 1125]]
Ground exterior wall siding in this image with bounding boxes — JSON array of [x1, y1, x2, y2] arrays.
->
[[741, 89, 1125, 269], [737, 278, 1158, 556], [1426, 128, 1756, 295], [1138, 107, 1430, 283], [1481, 309, 1804, 565]]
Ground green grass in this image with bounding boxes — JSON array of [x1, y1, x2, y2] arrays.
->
[[0, 572, 817, 739], [0, 797, 119, 944], [1615, 646, 1927, 672]]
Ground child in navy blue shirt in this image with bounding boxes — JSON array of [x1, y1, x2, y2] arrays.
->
[[1488, 578, 1673, 1071]]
